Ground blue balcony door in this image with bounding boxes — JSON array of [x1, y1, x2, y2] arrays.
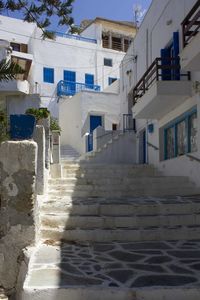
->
[[85, 74, 94, 89], [161, 32, 180, 81], [64, 70, 76, 95], [88, 115, 102, 152]]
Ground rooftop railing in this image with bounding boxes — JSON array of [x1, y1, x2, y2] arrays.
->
[[57, 80, 101, 97], [133, 57, 190, 104], [55, 32, 97, 44], [182, 0, 200, 48]]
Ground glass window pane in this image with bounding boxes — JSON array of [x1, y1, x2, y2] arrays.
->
[[177, 120, 187, 156], [189, 112, 198, 152], [166, 127, 175, 159]]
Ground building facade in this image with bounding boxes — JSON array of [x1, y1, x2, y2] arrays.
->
[[121, 0, 200, 186], [0, 15, 136, 118]]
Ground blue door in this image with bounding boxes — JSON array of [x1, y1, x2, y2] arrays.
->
[[64, 70, 76, 95], [88, 115, 102, 152], [139, 129, 146, 164]]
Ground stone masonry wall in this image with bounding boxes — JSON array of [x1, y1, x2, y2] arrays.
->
[[0, 141, 37, 295]]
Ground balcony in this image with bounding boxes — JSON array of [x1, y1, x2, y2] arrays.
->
[[180, 0, 200, 71], [57, 80, 101, 97], [132, 57, 192, 120], [0, 79, 29, 95]]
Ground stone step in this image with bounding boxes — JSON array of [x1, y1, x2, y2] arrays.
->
[[48, 181, 194, 192], [41, 212, 200, 229], [40, 225, 200, 242], [21, 240, 200, 300], [40, 197, 200, 216], [48, 176, 190, 186], [47, 187, 199, 198]]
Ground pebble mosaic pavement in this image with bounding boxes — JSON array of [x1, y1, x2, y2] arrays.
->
[[29, 240, 200, 288]]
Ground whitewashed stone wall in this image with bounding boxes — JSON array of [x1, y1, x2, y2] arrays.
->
[[0, 141, 37, 296]]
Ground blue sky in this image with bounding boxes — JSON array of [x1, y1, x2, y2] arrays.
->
[[72, 0, 152, 25], [2, 0, 152, 31]]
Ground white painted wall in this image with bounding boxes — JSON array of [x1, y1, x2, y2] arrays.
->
[[59, 90, 120, 154]]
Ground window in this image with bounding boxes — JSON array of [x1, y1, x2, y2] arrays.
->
[[164, 108, 197, 160], [104, 58, 112, 67], [85, 74, 94, 88], [43, 67, 54, 83], [10, 42, 28, 53], [64, 70, 76, 82], [108, 77, 117, 85]]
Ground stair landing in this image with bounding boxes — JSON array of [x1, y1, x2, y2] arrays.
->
[[22, 239, 200, 300]]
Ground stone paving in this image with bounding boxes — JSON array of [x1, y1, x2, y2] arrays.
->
[[27, 240, 200, 289]]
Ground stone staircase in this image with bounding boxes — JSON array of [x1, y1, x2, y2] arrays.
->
[[60, 145, 80, 161], [20, 162, 200, 300], [82, 131, 136, 164]]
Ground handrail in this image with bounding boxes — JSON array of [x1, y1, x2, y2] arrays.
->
[[147, 142, 159, 151], [186, 153, 200, 163], [182, 0, 200, 47], [57, 80, 101, 96], [133, 57, 190, 104]]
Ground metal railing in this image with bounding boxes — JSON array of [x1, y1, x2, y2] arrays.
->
[[57, 80, 101, 96], [133, 57, 191, 104], [123, 114, 136, 132], [56, 32, 97, 44], [182, 0, 200, 48]]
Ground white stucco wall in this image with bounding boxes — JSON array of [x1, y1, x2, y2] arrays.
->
[[59, 90, 120, 154]]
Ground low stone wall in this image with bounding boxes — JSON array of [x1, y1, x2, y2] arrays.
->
[[0, 141, 37, 296]]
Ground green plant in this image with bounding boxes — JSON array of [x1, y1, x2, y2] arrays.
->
[[50, 117, 61, 132], [26, 107, 50, 121]]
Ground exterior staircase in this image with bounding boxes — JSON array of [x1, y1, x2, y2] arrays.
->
[[60, 145, 80, 161], [20, 162, 200, 300]]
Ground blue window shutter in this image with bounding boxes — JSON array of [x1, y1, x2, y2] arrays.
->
[[64, 70, 76, 82], [43, 67, 54, 83], [85, 74, 94, 85], [160, 48, 171, 80]]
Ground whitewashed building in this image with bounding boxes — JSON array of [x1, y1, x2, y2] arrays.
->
[[120, 0, 200, 186], [0, 15, 135, 115], [0, 15, 136, 153]]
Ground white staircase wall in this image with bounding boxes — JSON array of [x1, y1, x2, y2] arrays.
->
[[89, 131, 137, 164]]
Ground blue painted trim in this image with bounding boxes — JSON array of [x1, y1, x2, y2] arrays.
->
[[55, 32, 97, 44], [164, 106, 197, 160], [57, 80, 101, 96]]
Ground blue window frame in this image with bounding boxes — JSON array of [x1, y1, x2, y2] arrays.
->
[[64, 70, 76, 82], [164, 108, 197, 160], [108, 77, 117, 85], [85, 74, 94, 88], [43, 67, 54, 83]]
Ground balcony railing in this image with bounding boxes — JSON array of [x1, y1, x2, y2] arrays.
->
[[56, 32, 97, 44], [133, 57, 190, 104], [182, 0, 200, 48], [57, 80, 101, 96]]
